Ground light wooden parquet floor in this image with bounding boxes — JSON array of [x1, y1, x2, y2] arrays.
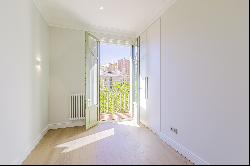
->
[[23, 121, 192, 165]]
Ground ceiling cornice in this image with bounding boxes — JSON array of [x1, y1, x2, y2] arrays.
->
[[32, 0, 50, 24], [33, 0, 176, 39], [48, 23, 136, 40], [136, 0, 177, 37]]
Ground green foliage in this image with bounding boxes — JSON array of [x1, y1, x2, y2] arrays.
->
[[100, 82, 130, 114]]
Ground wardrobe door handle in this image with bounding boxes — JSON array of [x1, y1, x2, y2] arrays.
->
[[145, 77, 147, 99], [145, 77, 149, 99], [147, 77, 149, 99]]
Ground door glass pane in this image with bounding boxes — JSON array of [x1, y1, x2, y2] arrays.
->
[[85, 32, 99, 130], [89, 36, 98, 105], [132, 38, 140, 123]]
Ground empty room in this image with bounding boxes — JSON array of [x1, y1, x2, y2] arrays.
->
[[0, 0, 249, 165]]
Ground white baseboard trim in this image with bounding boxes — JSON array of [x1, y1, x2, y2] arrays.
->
[[14, 120, 208, 165], [140, 122, 160, 136], [15, 126, 49, 165], [140, 122, 209, 165], [159, 132, 210, 165], [48, 120, 85, 130], [14, 120, 85, 165]]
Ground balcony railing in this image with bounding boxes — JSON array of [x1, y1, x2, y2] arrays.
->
[[100, 91, 130, 114]]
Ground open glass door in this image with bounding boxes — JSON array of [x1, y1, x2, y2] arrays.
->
[[132, 37, 140, 124], [85, 32, 100, 130]]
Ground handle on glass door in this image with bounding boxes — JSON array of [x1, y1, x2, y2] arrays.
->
[[145, 77, 149, 99], [88, 99, 91, 107]]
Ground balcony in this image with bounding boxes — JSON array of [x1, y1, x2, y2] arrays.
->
[[100, 82, 131, 121]]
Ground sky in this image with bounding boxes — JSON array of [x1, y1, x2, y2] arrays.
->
[[100, 43, 131, 65]]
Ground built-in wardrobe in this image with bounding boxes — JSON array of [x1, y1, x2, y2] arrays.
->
[[140, 19, 161, 134]]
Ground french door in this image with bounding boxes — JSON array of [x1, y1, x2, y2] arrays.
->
[[132, 38, 140, 124], [85, 32, 100, 130]]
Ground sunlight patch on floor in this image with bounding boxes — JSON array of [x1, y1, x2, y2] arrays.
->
[[117, 120, 140, 128], [56, 128, 115, 153]]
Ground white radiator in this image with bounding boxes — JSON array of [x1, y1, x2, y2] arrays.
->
[[70, 94, 85, 120]]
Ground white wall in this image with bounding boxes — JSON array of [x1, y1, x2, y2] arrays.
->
[[49, 27, 85, 126], [160, 0, 249, 164], [0, 0, 49, 164]]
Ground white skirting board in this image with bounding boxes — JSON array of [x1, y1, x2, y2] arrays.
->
[[159, 132, 210, 165], [15, 120, 85, 165], [14, 126, 49, 165], [140, 122, 209, 165], [48, 120, 85, 130], [15, 120, 208, 165]]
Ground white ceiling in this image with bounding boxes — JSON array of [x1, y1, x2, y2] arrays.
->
[[34, 0, 174, 37]]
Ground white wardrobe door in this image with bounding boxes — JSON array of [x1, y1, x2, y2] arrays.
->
[[139, 30, 149, 126], [147, 19, 161, 133]]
